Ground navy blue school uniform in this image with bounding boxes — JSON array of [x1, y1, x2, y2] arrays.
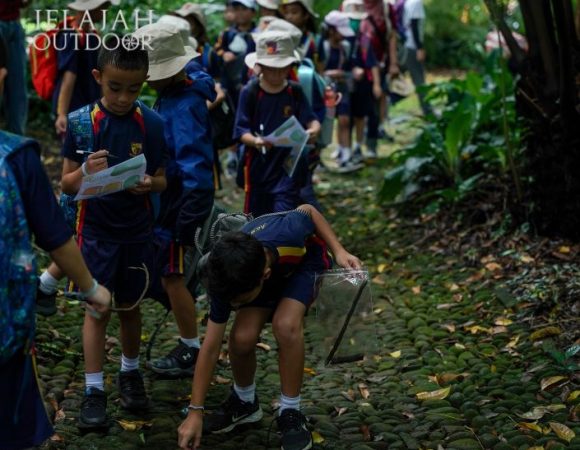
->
[[321, 40, 353, 117], [209, 209, 332, 324], [0, 141, 72, 450], [349, 33, 379, 119], [214, 25, 256, 106], [52, 28, 100, 115], [234, 80, 316, 217], [153, 71, 216, 278], [62, 100, 167, 302]]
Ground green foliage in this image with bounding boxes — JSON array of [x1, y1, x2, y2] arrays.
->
[[379, 51, 520, 209], [542, 342, 580, 373]]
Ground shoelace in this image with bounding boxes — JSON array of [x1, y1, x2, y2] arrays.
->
[[266, 410, 305, 446], [120, 374, 145, 395], [83, 393, 106, 409]]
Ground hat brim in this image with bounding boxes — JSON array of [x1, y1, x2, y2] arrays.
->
[[68, 0, 119, 10], [337, 26, 355, 37], [257, 0, 279, 9], [345, 11, 367, 20], [245, 52, 297, 69], [148, 46, 199, 81], [174, 8, 207, 30]]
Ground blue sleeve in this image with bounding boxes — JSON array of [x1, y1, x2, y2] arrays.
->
[[282, 210, 315, 245], [310, 82, 326, 123], [296, 87, 317, 127], [9, 148, 73, 252], [143, 109, 168, 175], [233, 85, 252, 140], [170, 100, 214, 191], [61, 124, 83, 164], [208, 296, 232, 324], [56, 30, 78, 74]]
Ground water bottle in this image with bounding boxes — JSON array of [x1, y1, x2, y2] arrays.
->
[[324, 85, 337, 120]]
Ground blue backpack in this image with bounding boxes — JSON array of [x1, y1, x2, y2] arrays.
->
[[0, 131, 39, 364]]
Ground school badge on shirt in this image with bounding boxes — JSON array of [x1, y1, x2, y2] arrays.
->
[[283, 105, 293, 117], [130, 142, 143, 156]]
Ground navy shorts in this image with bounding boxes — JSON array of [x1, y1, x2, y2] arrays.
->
[[0, 348, 54, 449], [336, 84, 351, 118], [72, 236, 154, 304], [155, 234, 187, 278], [242, 236, 333, 311], [350, 82, 373, 118]]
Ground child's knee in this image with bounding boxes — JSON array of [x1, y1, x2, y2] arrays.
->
[[229, 329, 259, 354], [272, 317, 303, 345]]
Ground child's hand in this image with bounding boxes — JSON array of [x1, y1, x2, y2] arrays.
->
[[0, 67, 7, 96], [128, 175, 153, 195], [306, 128, 319, 144], [334, 249, 363, 270], [85, 150, 109, 174], [254, 137, 273, 149], [223, 51, 237, 63], [55, 114, 68, 135], [178, 412, 204, 449], [85, 284, 111, 318], [352, 67, 365, 81]]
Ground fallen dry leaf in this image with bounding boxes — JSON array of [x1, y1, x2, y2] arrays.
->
[[485, 262, 502, 272], [116, 419, 153, 432], [377, 263, 388, 273], [549, 421, 575, 442], [334, 406, 348, 416], [567, 390, 580, 402], [311, 431, 325, 444], [518, 407, 551, 421], [341, 390, 356, 402], [449, 283, 460, 292], [360, 424, 371, 441], [256, 342, 271, 352], [441, 323, 456, 333], [416, 387, 451, 401], [54, 408, 66, 422], [358, 383, 370, 399], [371, 275, 386, 286], [530, 327, 562, 341], [436, 303, 456, 310], [517, 422, 546, 434], [215, 375, 231, 385], [491, 326, 509, 334], [50, 434, 65, 442], [303, 367, 316, 376], [541, 376, 567, 391], [506, 336, 520, 348], [558, 246, 571, 254], [438, 372, 470, 384], [389, 350, 401, 358], [495, 317, 513, 326], [520, 255, 535, 263], [411, 286, 421, 294], [454, 343, 466, 350]]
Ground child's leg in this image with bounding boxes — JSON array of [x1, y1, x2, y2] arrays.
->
[[83, 310, 111, 377], [337, 114, 351, 151], [162, 275, 198, 340], [229, 307, 271, 388], [118, 308, 142, 360], [271, 298, 306, 398]]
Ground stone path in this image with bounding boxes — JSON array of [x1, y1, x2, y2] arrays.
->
[[36, 154, 579, 450]]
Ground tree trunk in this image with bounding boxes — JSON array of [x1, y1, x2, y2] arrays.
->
[[514, 0, 580, 239]]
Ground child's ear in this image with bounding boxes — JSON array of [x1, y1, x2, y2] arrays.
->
[[263, 267, 272, 280], [92, 69, 102, 84]]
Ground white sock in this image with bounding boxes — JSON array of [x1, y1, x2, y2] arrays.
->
[[341, 147, 352, 162], [234, 382, 256, 403], [279, 393, 301, 415], [120, 354, 140, 373], [85, 372, 104, 392], [180, 337, 201, 349], [39, 271, 59, 295]]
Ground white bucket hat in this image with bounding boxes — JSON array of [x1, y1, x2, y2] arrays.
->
[[253, 18, 302, 49], [257, 0, 280, 9], [68, 0, 120, 11], [324, 11, 355, 37], [245, 32, 298, 69], [157, 15, 198, 49], [231, 0, 257, 10], [174, 3, 207, 30], [342, 0, 367, 20], [280, 0, 318, 18], [132, 23, 199, 81]]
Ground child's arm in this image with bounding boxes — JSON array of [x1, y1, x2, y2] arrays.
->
[[178, 320, 228, 450], [371, 66, 383, 100], [128, 167, 166, 195], [297, 203, 362, 269], [240, 132, 273, 149], [55, 71, 77, 134], [305, 119, 321, 145], [61, 150, 110, 195]]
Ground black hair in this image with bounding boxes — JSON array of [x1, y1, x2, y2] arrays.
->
[[96, 35, 148, 73], [207, 231, 266, 304]]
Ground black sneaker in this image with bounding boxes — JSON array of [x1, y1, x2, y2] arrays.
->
[[277, 409, 312, 450], [78, 387, 107, 429], [117, 369, 149, 411], [147, 340, 198, 378], [205, 390, 263, 434], [36, 285, 57, 317]]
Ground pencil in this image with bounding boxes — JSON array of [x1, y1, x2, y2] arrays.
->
[[76, 150, 119, 158]]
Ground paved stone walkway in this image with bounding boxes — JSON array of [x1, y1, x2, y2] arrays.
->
[[36, 162, 580, 450]]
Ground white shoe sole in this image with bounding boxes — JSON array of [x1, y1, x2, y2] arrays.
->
[[210, 408, 264, 434]]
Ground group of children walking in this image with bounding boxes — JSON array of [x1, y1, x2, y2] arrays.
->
[[1, 0, 428, 449]]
